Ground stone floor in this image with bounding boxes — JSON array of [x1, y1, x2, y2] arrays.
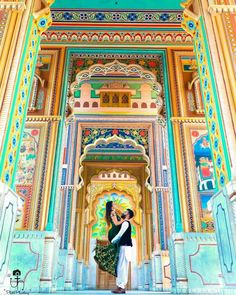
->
[[30, 291, 220, 295], [31, 291, 170, 295]]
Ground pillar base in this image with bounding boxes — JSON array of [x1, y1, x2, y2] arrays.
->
[[169, 232, 221, 294], [0, 182, 22, 293], [212, 180, 236, 293]]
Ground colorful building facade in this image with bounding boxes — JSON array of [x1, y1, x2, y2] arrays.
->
[[0, 0, 236, 293]]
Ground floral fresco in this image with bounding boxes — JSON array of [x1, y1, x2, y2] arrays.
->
[[15, 185, 33, 230], [82, 128, 149, 154], [15, 128, 40, 184], [190, 129, 216, 231], [71, 57, 162, 82], [92, 192, 136, 239]]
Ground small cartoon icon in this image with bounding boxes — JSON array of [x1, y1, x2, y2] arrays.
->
[[10, 269, 24, 292]]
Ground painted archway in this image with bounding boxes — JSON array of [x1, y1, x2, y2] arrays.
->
[[69, 60, 163, 108], [78, 135, 152, 191]]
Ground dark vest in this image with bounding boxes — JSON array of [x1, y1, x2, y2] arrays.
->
[[119, 221, 132, 246]]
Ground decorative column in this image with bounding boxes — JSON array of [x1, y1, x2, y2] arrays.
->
[[170, 233, 188, 294], [181, 0, 236, 292], [0, 0, 54, 188], [39, 231, 60, 292], [0, 182, 22, 293], [151, 251, 163, 291], [64, 249, 76, 290], [46, 54, 70, 231], [162, 52, 183, 233]]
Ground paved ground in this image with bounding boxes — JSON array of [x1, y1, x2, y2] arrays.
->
[[30, 291, 170, 295]]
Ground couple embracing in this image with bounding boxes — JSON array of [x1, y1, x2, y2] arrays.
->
[[94, 201, 134, 294]]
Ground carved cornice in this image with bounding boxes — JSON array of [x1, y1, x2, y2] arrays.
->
[[26, 115, 61, 122], [0, 2, 26, 11], [208, 4, 236, 14], [41, 30, 193, 45], [171, 117, 206, 123]]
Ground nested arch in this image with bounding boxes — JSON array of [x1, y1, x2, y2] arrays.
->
[[78, 135, 152, 191]]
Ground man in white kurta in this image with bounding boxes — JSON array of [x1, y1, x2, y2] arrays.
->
[[111, 209, 134, 294]]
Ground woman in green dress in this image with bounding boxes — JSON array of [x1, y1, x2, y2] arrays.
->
[[94, 201, 126, 277]]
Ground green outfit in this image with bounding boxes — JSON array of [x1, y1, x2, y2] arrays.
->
[[94, 217, 121, 277]]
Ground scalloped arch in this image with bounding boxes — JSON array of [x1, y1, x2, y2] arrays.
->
[[69, 60, 163, 108], [78, 135, 152, 191]]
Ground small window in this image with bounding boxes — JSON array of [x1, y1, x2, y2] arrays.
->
[[112, 94, 119, 104], [121, 94, 129, 104], [100, 92, 131, 108], [102, 93, 109, 104]]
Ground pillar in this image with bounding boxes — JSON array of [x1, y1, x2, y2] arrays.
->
[[181, 0, 236, 292], [0, 0, 54, 188], [40, 232, 60, 292], [170, 233, 188, 294]]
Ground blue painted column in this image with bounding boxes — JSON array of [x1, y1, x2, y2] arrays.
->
[[162, 51, 183, 232], [46, 49, 69, 231]]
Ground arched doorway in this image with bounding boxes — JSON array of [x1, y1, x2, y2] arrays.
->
[[75, 167, 153, 290]]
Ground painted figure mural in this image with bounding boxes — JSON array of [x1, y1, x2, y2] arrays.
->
[[191, 129, 215, 231]]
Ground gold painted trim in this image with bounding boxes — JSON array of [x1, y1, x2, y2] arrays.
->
[[208, 4, 236, 14], [0, 2, 26, 10], [171, 117, 206, 123], [26, 115, 62, 121]]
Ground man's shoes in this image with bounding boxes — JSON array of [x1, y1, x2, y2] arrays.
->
[[111, 287, 126, 293]]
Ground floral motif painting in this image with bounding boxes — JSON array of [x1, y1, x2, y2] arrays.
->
[[190, 129, 216, 231], [81, 128, 149, 154], [71, 57, 162, 82], [15, 185, 33, 229], [15, 128, 40, 184], [92, 191, 136, 239]]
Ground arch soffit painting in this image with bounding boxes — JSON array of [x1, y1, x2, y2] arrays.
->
[[78, 135, 152, 191], [69, 60, 163, 108]]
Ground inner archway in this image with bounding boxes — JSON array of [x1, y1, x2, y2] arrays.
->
[[75, 167, 153, 290]]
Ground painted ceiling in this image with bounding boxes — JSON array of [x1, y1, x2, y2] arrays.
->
[[52, 0, 182, 10]]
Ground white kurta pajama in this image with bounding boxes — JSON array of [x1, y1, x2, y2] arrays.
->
[[111, 221, 132, 289]]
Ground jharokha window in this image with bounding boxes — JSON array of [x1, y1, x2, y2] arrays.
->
[[100, 92, 131, 107]]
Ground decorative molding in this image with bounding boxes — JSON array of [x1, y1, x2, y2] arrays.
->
[[0, 2, 25, 11], [41, 30, 193, 45], [181, 11, 231, 187], [26, 115, 61, 122], [78, 135, 152, 191], [208, 4, 236, 14], [155, 186, 169, 192], [70, 60, 163, 110], [50, 9, 183, 24], [171, 117, 206, 123], [60, 184, 79, 191]]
